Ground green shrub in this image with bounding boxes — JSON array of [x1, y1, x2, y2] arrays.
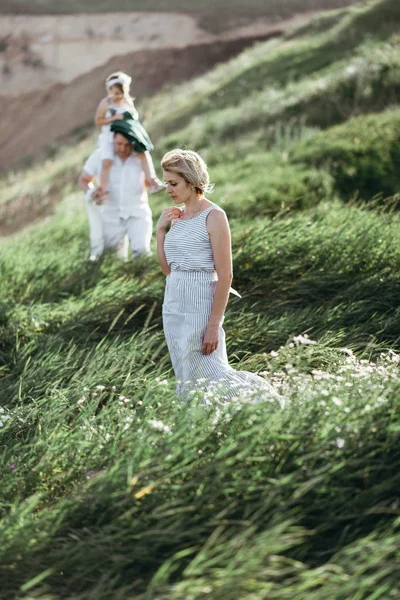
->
[[293, 107, 400, 200]]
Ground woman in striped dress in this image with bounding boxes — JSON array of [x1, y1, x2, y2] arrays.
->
[[156, 149, 280, 404]]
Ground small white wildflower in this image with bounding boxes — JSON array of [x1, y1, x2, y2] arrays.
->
[[148, 419, 171, 433], [343, 348, 354, 357], [105, 433, 112, 442], [320, 390, 329, 397], [312, 370, 330, 380], [96, 385, 106, 391], [270, 350, 279, 358], [293, 334, 317, 346], [336, 438, 345, 448], [346, 65, 357, 75], [0, 421, 3, 428], [77, 397, 86, 405], [332, 397, 342, 407]]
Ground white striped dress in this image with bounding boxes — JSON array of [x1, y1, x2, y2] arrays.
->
[[162, 203, 281, 403]]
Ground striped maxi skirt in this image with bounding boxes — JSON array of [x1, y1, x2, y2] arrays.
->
[[162, 270, 281, 403]]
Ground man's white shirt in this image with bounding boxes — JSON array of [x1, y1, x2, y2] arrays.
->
[[83, 149, 151, 219]]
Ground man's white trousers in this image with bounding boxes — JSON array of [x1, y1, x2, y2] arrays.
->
[[84, 194, 152, 258]]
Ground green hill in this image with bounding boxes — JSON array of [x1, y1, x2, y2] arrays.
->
[[0, 1, 399, 598]]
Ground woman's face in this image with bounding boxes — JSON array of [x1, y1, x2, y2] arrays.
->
[[109, 85, 125, 104], [163, 170, 193, 204]]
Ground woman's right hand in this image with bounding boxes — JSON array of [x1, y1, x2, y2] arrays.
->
[[113, 114, 124, 121], [156, 206, 182, 232]]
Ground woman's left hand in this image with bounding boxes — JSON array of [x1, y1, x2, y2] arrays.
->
[[202, 323, 219, 355]]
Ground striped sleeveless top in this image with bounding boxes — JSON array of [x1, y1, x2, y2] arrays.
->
[[164, 204, 218, 272]]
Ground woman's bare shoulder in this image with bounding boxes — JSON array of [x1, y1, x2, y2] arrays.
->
[[207, 204, 229, 232], [208, 203, 227, 219]]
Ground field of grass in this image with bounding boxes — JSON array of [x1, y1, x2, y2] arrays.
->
[[1, 0, 399, 598]]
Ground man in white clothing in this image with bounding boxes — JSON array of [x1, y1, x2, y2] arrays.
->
[[79, 132, 153, 260]]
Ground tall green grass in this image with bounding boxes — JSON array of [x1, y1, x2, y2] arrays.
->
[[1, 194, 399, 599], [1, 0, 399, 597]]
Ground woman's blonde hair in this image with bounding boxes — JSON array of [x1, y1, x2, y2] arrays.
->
[[161, 149, 214, 195]]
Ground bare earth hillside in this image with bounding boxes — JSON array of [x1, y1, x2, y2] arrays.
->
[[0, 11, 308, 95]]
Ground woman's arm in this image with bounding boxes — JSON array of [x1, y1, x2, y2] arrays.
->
[[155, 207, 182, 276], [156, 229, 170, 276], [94, 98, 123, 126], [202, 209, 233, 355]]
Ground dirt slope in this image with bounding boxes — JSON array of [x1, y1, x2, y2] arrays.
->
[[0, 12, 212, 95]]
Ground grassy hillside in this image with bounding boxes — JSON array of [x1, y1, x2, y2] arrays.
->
[[149, 0, 400, 138], [1, 0, 399, 598]]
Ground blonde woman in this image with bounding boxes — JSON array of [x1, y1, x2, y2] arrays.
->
[[156, 149, 280, 403]]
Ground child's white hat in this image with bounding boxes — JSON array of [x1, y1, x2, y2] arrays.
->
[[107, 73, 132, 89]]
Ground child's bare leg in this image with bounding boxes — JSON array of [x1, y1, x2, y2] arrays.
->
[[99, 159, 113, 197], [138, 151, 164, 193], [138, 151, 155, 185]]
